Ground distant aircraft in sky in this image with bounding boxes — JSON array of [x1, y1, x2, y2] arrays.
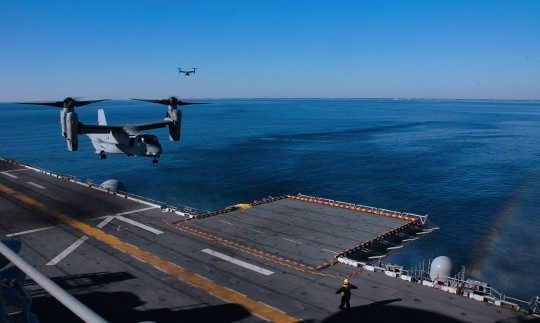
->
[[177, 67, 197, 76], [18, 97, 205, 164]]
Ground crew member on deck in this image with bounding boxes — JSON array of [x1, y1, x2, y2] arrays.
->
[[335, 278, 358, 310]]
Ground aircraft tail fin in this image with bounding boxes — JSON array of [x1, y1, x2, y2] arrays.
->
[[98, 109, 107, 125]]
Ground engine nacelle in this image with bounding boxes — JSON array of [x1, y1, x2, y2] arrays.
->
[[167, 107, 181, 141], [64, 111, 79, 151], [60, 109, 67, 137]]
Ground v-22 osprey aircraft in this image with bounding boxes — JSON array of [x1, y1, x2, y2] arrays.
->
[[20, 97, 205, 163], [177, 67, 197, 76]]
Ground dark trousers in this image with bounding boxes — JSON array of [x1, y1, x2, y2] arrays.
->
[[339, 296, 351, 309]]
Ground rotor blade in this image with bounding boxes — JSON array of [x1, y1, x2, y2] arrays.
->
[[17, 101, 64, 107], [17, 99, 108, 108], [74, 99, 109, 107], [178, 101, 206, 106], [131, 98, 207, 106], [131, 98, 170, 105]]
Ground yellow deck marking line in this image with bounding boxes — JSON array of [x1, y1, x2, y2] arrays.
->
[[0, 184, 299, 322]]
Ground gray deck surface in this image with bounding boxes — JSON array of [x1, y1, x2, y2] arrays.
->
[[188, 198, 410, 266], [0, 159, 530, 322]]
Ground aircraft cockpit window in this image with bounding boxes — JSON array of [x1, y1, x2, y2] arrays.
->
[[141, 136, 158, 144]]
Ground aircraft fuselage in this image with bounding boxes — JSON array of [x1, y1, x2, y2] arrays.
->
[[87, 133, 162, 158]]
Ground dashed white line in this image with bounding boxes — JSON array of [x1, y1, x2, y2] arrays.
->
[[1, 172, 18, 179], [131, 255, 145, 263], [4, 168, 30, 173], [27, 181, 45, 189], [282, 238, 301, 244], [6, 226, 55, 237], [115, 216, 163, 235], [46, 236, 89, 266], [248, 228, 264, 234], [402, 238, 418, 242], [321, 248, 339, 254], [153, 265, 168, 274], [218, 220, 234, 226], [202, 248, 274, 276]]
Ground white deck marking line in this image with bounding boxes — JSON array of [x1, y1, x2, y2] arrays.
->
[[46, 236, 89, 266], [218, 220, 234, 226], [402, 238, 418, 242], [202, 248, 274, 276], [27, 182, 45, 189], [95, 206, 159, 220], [6, 226, 55, 237], [115, 216, 163, 234], [1, 172, 18, 179], [248, 228, 264, 234], [113, 206, 158, 217], [96, 216, 114, 229], [3, 168, 30, 173], [321, 248, 339, 254], [4, 210, 114, 236], [282, 237, 301, 244]]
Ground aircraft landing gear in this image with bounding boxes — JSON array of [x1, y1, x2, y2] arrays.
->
[[99, 151, 107, 160]]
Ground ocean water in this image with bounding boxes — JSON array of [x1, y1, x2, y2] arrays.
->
[[1, 99, 539, 300]]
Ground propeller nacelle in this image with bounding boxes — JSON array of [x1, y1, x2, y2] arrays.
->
[[164, 97, 181, 141], [131, 97, 206, 142], [17, 98, 107, 151], [60, 98, 79, 150], [163, 97, 181, 141], [62, 109, 79, 151], [167, 106, 181, 141]]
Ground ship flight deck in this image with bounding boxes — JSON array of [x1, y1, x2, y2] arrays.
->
[[0, 158, 528, 322]]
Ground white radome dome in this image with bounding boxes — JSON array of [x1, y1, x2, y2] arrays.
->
[[430, 256, 452, 281], [101, 179, 121, 191]]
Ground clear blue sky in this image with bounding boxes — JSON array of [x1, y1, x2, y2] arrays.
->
[[1, 1, 539, 100]]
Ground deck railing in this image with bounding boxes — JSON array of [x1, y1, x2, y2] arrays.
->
[[0, 241, 106, 323]]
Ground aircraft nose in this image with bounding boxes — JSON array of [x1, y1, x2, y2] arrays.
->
[[146, 144, 162, 156]]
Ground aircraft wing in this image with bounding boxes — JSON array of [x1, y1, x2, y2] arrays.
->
[[133, 119, 174, 131], [79, 120, 173, 134], [79, 124, 125, 134]]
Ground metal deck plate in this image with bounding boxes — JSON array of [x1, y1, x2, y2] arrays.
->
[[186, 197, 412, 267]]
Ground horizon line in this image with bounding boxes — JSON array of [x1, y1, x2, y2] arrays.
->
[[1, 97, 540, 103]]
